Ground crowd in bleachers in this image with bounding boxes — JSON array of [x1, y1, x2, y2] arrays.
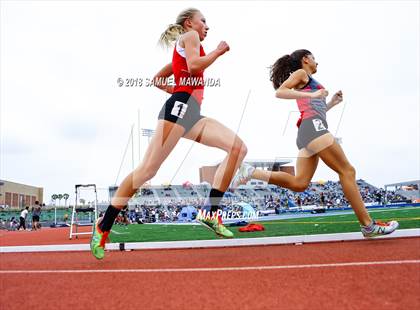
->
[[121, 179, 411, 223], [5, 181, 413, 227], [254, 180, 409, 211], [3, 179, 410, 228]]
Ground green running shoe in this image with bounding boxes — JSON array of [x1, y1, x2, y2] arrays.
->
[[197, 216, 234, 238], [90, 218, 108, 260]]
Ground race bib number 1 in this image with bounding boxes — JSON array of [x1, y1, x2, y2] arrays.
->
[[171, 101, 188, 119]]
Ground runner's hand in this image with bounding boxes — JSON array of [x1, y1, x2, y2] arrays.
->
[[216, 41, 230, 56]]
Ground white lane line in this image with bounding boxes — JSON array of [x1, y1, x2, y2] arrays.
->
[[2, 228, 419, 253], [110, 229, 130, 235], [1, 260, 419, 274]]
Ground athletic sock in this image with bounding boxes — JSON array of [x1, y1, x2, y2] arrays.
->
[[99, 205, 122, 232], [202, 188, 225, 217], [362, 220, 375, 231]]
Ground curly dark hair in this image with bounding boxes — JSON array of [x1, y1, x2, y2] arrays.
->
[[270, 49, 312, 89]]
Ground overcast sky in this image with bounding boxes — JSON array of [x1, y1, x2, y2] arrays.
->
[[1, 0, 419, 203]]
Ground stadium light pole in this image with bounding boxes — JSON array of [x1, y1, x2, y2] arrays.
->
[[140, 128, 156, 186], [131, 125, 134, 170], [138, 109, 141, 163]]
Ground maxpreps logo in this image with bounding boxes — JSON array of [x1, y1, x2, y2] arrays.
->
[[196, 209, 260, 221]]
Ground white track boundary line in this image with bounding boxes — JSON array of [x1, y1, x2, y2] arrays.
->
[[1, 228, 419, 254], [110, 229, 130, 235], [1, 260, 419, 274]]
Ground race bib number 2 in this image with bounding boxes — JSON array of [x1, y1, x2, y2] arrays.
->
[[312, 119, 327, 132], [171, 101, 188, 119]]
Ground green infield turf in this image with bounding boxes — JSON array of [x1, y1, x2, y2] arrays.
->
[[109, 207, 420, 243]]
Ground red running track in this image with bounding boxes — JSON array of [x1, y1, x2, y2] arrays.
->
[[1, 238, 419, 309], [0, 227, 91, 246]]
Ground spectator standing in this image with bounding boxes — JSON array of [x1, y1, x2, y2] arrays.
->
[[32, 201, 42, 230], [320, 192, 325, 207], [18, 206, 29, 230]]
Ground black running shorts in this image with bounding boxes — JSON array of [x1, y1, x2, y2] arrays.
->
[[158, 92, 204, 134]]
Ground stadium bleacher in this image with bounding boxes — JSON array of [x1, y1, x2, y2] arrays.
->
[[121, 179, 411, 223]]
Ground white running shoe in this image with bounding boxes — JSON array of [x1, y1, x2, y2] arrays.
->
[[230, 163, 255, 189], [361, 220, 399, 238]]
